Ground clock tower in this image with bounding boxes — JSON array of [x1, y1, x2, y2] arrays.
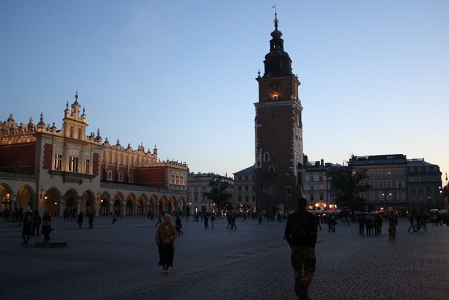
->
[[254, 12, 304, 214]]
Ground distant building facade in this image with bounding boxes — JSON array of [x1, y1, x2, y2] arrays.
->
[[233, 166, 256, 213], [407, 158, 444, 215], [301, 154, 443, 216], [254, 13, 305, 215], [0, 94, 188, 217], [350, 155, 409, 215], [186, 172, 233, 215], [303, 158, 336, 211]]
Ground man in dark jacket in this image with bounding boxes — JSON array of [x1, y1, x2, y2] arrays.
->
[[285, 197, 317, 300]]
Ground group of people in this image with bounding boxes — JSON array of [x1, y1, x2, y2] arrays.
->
[[19, 210, 52, 245], [3, 207, 26, 223], [226, 213, 237, 229], [62, 209, 78, 221], [76, 211, 95, 228], [357, 213, 385, 236], [407, 213, 427, 232]]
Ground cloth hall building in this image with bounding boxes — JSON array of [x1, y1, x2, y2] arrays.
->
[[0, 94, 188, 217]]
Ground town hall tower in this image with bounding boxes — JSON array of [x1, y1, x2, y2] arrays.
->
[[254, 12, 304, 214]]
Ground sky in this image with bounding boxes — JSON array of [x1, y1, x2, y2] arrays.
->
[[1, 0, 448, 183]]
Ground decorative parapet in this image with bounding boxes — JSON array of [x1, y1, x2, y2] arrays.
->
[[0, 171, 38, 181], [136, 160, 188, 170], [100, 181, 187, 195], [48, 170, 96, 184]]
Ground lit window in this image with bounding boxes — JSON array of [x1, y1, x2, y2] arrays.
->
[[84, 159, 90, 174], [69, 156, 78, 172], [54, 154, 62, 170]]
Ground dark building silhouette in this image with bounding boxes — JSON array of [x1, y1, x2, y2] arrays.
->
[[255, 13, 305, 215]]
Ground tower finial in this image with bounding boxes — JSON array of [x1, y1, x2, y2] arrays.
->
[[272, 4, 278, 28]]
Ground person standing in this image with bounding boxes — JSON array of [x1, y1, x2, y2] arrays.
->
[[112, 211, 118, 224], [407, 214, 416, 232], [77, 212, 84, 228], [358, 214, 365, 236], [88, 212, 94, 228], [41, 212, 52, 242], [155, 214, 177, 273], [315, 214, 321, 231], [32, 210, 41, 236], [242, 213, 247, 223], [204, 213, 209, 228], [155, 212, 163, 227], [21, 211, 33, 245], [175, 214, 183, 235], [284, 197, 318, 300], [211, 213, 216, 228]]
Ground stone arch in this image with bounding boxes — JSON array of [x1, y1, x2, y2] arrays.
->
[[44, 187, 62, 216], [125, 193, 135, 216], [137, 193, 147, 216], [81, 190, 96, 215], [158, 196, 167, 216], [99, 191, 111, 216], [178, 196, 186, 215], [167, 196, 176, 213], [0, 183, 14, 211], [63, 188, 80, 217], [16, 185, 34, 212], [148, 195, 158, 217], [112, 192, 124, 216]]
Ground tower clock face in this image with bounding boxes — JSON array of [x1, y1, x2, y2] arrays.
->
[[269, 81, 281, 93]]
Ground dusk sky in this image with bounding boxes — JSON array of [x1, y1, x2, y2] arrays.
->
[[1, 1, 448, 182]]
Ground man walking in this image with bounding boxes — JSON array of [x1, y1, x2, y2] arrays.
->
[[284, 197, 317, 300]]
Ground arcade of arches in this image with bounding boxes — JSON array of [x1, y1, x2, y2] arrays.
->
[[0, 183, 187, 217]]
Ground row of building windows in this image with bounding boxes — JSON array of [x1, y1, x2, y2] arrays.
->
[[308, 184, 325, 191], [170, 173, 185, 186], [307, 175, 324, 182], [368, 169, 403, 177], [54, 153, 90, 174], [106, 170, 134, 183], [409, 166, 439, 172], [408, 176, 441, 182], [367, 180, 404, 189], [409, 184, 442, 191], [237, 185, 254, 191], [309, 194, 325, 201], [237, 195, 256, 202]]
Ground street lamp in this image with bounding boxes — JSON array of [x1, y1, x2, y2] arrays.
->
[[445, 172, 448, 226]]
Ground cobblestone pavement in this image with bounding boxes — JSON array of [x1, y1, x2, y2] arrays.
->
[[2, 216, 449, 300]]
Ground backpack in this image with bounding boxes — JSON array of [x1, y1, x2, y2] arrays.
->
[[291, 213, 310, 241]]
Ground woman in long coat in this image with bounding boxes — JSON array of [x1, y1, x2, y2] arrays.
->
[[21, 211, 33, 245], [41, 212, 51, 242], [155, 214, 177, 273]]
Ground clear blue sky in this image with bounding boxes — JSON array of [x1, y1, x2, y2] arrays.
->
[[1, 0, 448, 182]]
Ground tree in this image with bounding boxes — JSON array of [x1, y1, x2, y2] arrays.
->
[[203, 176, 233, 213], [327, 161, 371, 212]]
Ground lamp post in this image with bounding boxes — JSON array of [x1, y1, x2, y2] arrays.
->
[[445, 172, 448, 226]]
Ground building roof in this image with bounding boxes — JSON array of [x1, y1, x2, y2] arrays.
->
[[234, 165, 255, 175], [406, 158, 436, 167], [350, 154, 407, 166]]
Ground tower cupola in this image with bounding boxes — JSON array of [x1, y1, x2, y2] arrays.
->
[[263, 12, 293, 78]]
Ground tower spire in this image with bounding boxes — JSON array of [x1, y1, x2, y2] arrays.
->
[[262, 7, 293, 78], [273, 4, 278, 29]]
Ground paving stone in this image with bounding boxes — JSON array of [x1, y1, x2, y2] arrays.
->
[[1, 217, 449, 300]]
